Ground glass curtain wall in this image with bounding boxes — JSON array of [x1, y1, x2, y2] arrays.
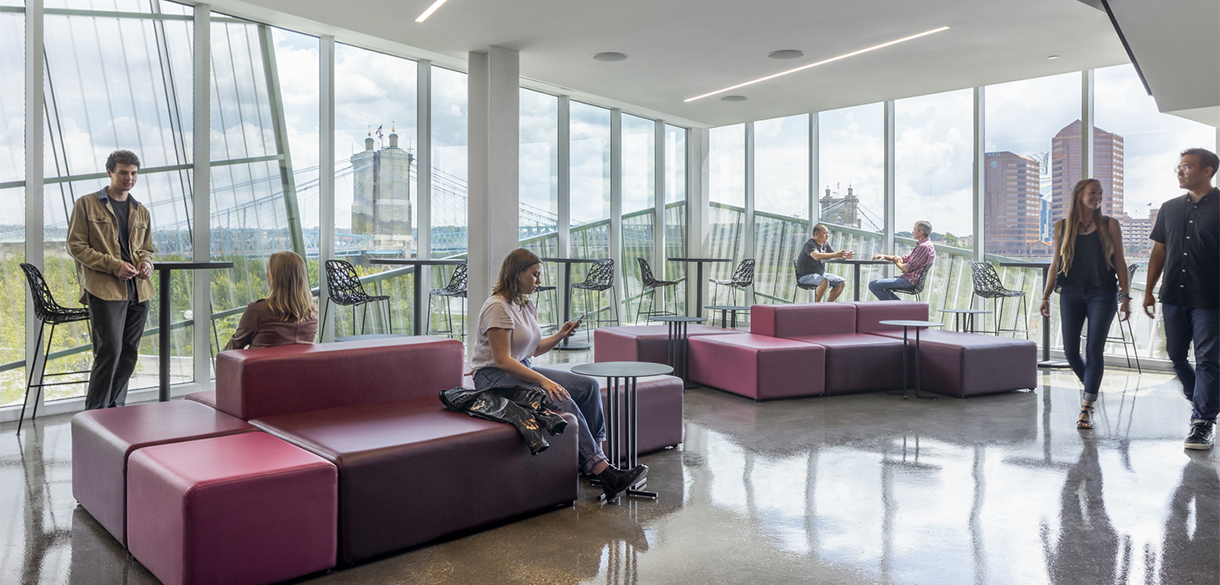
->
[[429, 66, 468, 335], [332, 44, 416, 336], [819, 103, 886, 300], [621, 114, 655, 323], [895, 89, 974, 317], [0, 3, 24, 406], [663, 124, 687, 316], [518, 88, 559, 327], [753, 114, 809, 304], [41, 1, 196, 397], [568, 101, 611, 322], [709, 124, 745, 288]]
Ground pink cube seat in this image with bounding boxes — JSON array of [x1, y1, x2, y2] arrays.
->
[[870, 330, 1038, 397], [594, 324, 740, 364], [688, 333, 826, 400], [787, 334, 906, 395], [850, 301, 931, 334], [71, 400, 256, 546], [184, 390, 216, 408], [127, 432, 338, 585]]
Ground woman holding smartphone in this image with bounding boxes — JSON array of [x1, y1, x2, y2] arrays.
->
[[470, 248, 648, 500], [1040, 178, 1131, 430]]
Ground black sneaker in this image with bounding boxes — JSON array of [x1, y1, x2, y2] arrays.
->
[[597, 464, 648, 501], [1185, 421, 1215, 450]]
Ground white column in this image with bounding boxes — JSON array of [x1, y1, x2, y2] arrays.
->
[[808, 112, 819, 235], [319, 36, 336, 341], [743, 122, 755, 305], [687, 127, 711, 316], [191, 5, 211, 391], [466, 47, 520, 329], [1082, 70, 1095, 180], [557, 96, 571, 258], [609, 109, 623, 324], [972, 87, 986, 263], [22, 0, 45, 418], [416, 60, 432, 311], [653, 120, 666, 299], [883, 100, 896, 255]]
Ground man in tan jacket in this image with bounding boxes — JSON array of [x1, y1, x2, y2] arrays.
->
[[67, 150, 155, 410]]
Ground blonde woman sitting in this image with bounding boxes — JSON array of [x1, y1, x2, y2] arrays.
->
[[224, 251, 318, 350]]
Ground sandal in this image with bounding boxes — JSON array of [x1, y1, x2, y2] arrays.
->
[[1077, 406, 1094, 430]]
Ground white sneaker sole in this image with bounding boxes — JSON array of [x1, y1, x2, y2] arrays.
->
[[1184, 441, 1214, 450]]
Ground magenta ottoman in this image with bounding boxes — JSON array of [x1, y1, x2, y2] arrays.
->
[[71, 401, 256, 546], [594, 324, 739, 364], [185, 390, 217, 408], [870, 330, 1038, 397], [127, 432, 338, 585], [688, 333, 826, 400]]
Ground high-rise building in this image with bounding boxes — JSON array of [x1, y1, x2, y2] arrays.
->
[[985, 151, 1046, 257], [1119, 208, 1157, 257], [1051, 120, 1124, 223], [351, 130, 415, 253]]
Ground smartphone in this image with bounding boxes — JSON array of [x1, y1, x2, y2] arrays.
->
[[575, 313, 586, 323]]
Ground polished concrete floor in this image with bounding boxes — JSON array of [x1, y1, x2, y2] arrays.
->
[[2, 361, 1217, 584]]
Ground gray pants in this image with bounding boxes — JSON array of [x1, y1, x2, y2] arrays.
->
[[85, 292, 148, 410]]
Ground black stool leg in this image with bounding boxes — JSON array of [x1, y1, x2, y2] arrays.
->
[[17, 322, 47, 435]]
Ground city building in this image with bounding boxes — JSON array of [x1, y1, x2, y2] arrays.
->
[[984, 151, 1046, 257], [1120, 209, 1158, 257], [1051, 120, 1125, 222]]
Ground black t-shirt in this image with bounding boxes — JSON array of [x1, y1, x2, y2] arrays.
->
[[109, 197, 139, 301], [1150, 188, 1219, 309], [796, 238, 834, 277]]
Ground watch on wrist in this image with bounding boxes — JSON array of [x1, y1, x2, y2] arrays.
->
[[1120, 293, 1132, 300]]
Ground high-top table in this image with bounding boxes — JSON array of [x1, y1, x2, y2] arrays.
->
[[570, 361, 673, 501], [829, 259, 892, 301], [939, 309, 992, 333], [153, 261, 233, 402], [653, 315, 705, 388], [539, 257, 602, 350], [997, 261, 1067, 368], [369, 258, 465, 336], [880, 319, 943, 401], [668, 257, 732, 317]]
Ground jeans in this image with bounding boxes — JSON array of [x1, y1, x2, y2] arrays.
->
[[473, 361, 608, 475], [85, 292, 148, 410], [869, 277, 915, 301], [797, 273, 846, 288], [1058, 285, 1117, 403], [1162, 303, 1220, 422]]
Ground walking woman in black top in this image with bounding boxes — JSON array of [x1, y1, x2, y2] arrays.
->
[[1041, 178, 1131, 430]]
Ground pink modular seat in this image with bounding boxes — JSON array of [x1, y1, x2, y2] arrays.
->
[[71, 400, 256, 546], [185, 390, 216, 408], [751, 303, 905, 395], [594, 324, 740, 364], [127, 432, 338, 585], [250, 396, 578, 565], [538, 361, 684, 455], [687, 333, 826, 400], [870, 329, 1038, 397]]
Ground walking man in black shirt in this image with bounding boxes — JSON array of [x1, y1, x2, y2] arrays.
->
[[1145, 148, 1219, 449], [67, 150, 155, 410]]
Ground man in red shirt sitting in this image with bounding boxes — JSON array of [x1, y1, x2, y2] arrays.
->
[[868, 220, 936, 301]]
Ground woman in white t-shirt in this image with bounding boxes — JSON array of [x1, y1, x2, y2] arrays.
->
[[471, 248, 648, 500]]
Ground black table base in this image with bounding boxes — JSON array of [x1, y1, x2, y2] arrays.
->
[[886, 325, 937, 401]]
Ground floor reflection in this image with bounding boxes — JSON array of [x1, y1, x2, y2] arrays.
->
[[1, 368, 1217, 584]]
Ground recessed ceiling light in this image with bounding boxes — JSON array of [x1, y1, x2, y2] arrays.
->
[[415, 0, 449, 22], [685, 26, 950, 102], [768, 49, 805, 60], [1047, 55, 1059, 60], [721, 95, 748, 102], [592, 52, 628, 62]]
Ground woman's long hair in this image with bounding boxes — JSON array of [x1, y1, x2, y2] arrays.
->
[[492, 248, 541, 307], [266, 251, 317, 322], [1057, 178, 1116, 276]]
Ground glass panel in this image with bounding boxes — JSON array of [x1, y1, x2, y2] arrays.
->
[[709, 124, 745, 286], [818, 103, 885, 301], [895, 89, 974, 318], [1096, 63, 1216, 362], [621, 114, 654, 323], [42, 2, 195, 398], [518, 88, 559, 328], [664, 124, 687, 316], [428, 66, 468, 336], [568, 101, 611, 325], [754, 114, 809, 304], [0, 8, 23, 406], [333, 43, 416, 336]]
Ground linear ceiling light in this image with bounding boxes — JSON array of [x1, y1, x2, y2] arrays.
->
[[684, 26, 950, 102], [415, 0, 450, 22]]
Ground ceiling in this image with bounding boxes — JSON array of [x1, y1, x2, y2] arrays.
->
[[204, 0, 1135, 127]]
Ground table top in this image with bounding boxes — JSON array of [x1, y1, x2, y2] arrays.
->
[[704, 305, 750, 311], [939, 309, 992, 315], [653, 315, 706, 323], [153, 261, 234, 270], [668, 257, 732, 263], [539, 257, 604, 264], [879, 320, 945, 328], [997, 261, 1050, 268], [369, 258, 465, 266], [570, 361, 674, 378], [831, 259, 892, 265]]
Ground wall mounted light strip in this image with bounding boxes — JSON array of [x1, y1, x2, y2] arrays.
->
[[415, 0, 450, 22], [684, 26, 950, 102]]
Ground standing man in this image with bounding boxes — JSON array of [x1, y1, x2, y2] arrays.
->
[[796, 223, 853, 302], [67, 150, 155, 410], [869, 220, 936, 301], [1144, 148, 1219, 449]]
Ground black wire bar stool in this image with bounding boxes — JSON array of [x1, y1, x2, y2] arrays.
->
[[710, 259, 755, 306], [970, 261, 1029, 338], [17, 263, 92, 434], [322, 260, 393, 338], [572, 260, 620, 337], [428, 263, 468, 340], [635, 257, 681, 323]]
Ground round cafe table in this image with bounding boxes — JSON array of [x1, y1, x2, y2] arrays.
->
[[653, 315, 705, 389], [879, 319, 943, 401]]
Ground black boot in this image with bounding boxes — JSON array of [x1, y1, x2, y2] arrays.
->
[[596, 464, 648, 501]]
